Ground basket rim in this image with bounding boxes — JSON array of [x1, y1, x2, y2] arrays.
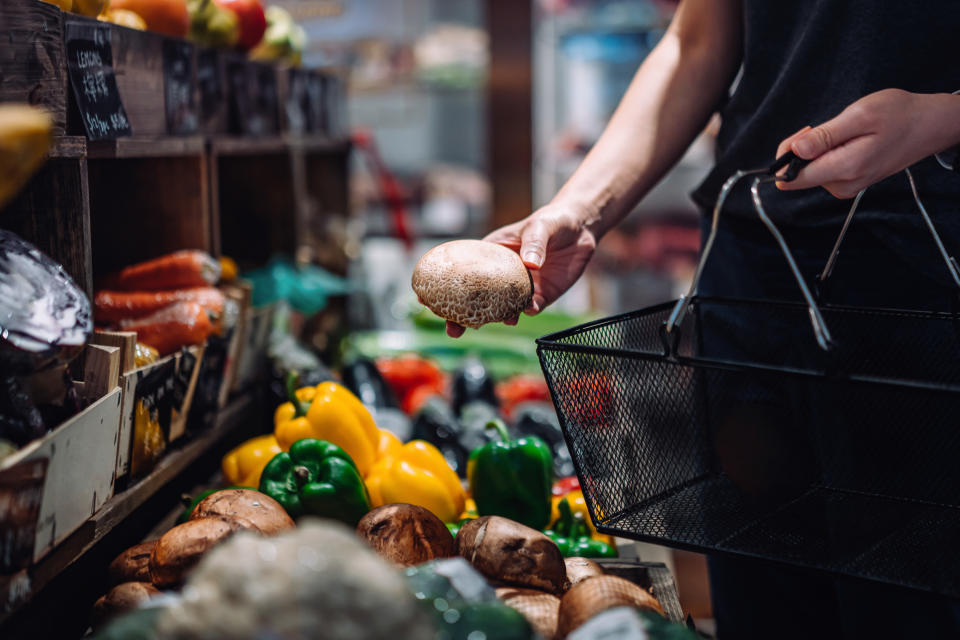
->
[[535, 295, 960, 393]]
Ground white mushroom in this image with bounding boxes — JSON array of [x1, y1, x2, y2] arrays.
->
[[412, 240, 533, 329]]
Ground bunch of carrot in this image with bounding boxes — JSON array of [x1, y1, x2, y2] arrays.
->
[[95, 251, 224, 356]]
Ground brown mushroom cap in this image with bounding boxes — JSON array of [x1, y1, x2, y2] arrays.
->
[[412, 240, 533, 329]]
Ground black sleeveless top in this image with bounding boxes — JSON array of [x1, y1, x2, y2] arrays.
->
[[691, 0, 960, 229]]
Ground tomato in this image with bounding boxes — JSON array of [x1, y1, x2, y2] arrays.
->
[[213, 0, 266, 50], [496, 374, 551, 417]]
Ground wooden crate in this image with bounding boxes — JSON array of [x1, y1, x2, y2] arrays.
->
[[114, 344, 205, 485], [0, 0, 68, 134], [0, 345, 123, 566]]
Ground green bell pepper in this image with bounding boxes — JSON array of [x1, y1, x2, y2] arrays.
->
[[259, 438, 371, 526], [468, 419, 553, 530], [543, 498, 617, 558]]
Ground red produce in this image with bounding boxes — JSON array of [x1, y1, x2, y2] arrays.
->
[[213, 0, 266, 50]]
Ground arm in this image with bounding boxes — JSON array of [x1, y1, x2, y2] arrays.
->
[[447, 0, 744, 337], [777, 89, 960, 198]]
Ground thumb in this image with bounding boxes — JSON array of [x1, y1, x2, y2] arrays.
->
[[791, 112, 858, 160], [519, 218, 552, 269]]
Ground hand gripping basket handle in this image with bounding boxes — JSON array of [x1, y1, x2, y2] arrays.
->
[[664, 151, 836, 351]]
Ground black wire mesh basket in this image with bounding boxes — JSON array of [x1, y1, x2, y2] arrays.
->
[[537, 163, 960, 597]]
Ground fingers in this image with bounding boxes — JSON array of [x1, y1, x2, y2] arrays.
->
[[445, 321, 465, 338], [776, 125, 812, 160], [778, 135, 873, 194], [525, 293, 545, 316], [519, 218, 552, 269], [504, 315, 519, 326]]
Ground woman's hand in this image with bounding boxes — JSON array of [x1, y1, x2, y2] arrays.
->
[[444, 203, 598, 338], [777, 89, 960, 198]]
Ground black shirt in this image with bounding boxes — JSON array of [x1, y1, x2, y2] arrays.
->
[[691, 0, 960, 230]]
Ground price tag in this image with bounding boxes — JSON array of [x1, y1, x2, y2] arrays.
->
[[0, 458, 47, 574], [197, 49, 222, 123], [163, 39, 198, 135], [133, 358, 176, 450], [65, 18, 132, 141]]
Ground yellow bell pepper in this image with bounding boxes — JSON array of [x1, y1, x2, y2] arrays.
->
[[366, 439, 466, 523], [274, 380, 381, 476], [550, 489, 616, 546], [222, 434, 282, 488]]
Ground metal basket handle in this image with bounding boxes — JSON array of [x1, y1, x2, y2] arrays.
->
[[818, 168, 960, 291], [664, 152, 835, 351]]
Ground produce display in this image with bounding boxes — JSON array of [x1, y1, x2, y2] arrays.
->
[[95, 250, 224, 356], [41, 0, 307, 64]]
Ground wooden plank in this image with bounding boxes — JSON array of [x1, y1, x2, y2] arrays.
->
[[90, 330, 137, 375], [210, 135, 287, 156], [0, 394, 254, 624], [1, 157, 93, 299], [14, 387, 123, 563], [0, 0, 68, 135], [82, 344, 120, 402], [86, 135, 204, 159], [50, 136, 87, 159]]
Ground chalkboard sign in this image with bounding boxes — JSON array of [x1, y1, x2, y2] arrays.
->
[[284, 68, 308, 134], [305, 72, 326, 134], [227, 59, 279, 136], [0, 458, 47, 574], [65, 18, 132, 141], [197, 48, 222, 124], [163, 38, 198, 135]]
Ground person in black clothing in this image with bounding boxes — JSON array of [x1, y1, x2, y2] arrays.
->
[[446, 1, 960, 637]]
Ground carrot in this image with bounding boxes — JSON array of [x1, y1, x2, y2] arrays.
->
[[100, 250, 221, 291], [95, 287, 225, 325], [119, 301, 213, 356]]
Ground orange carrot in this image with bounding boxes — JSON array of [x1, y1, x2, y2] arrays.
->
[[95, 287, 225, 325], [119, 301, 213, 356], [100, 250, 221, 291]]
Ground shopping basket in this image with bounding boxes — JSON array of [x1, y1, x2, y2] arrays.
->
[[537, 156, 960, 597]]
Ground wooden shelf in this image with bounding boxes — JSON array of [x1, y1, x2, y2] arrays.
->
[[211, 135, 350, 156], [86, 136, 206, 159], [0, 394, 257, 624]]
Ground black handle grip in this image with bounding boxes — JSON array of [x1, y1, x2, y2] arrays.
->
[[768, 151, 811, 182]]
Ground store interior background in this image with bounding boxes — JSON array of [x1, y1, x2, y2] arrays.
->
[[289, 0, 713, 626]]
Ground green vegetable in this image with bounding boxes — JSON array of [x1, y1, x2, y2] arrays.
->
[[543, 498, 617, 558], [403, 559, 535, 640], [259, 438, 371, 526], [468, 419, 552, 530]]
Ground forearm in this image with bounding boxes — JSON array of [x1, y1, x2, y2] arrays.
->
[[552, 0, 743, 239]]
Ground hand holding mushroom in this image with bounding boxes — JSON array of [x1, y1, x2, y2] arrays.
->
[[412, 240, 534, 335]]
